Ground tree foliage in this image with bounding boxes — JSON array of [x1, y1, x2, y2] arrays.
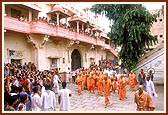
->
[[90, 4, 159, 71]]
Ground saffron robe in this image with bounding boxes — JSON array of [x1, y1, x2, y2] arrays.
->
[[103, 79, 112, 105], [134, 90, 155, 111]]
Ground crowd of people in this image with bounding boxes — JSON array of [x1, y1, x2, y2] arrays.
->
[[17, 15, 28, 22], [3, 61, 157, 111], [4, 62, 71, 111], [74, 66, 157, 110]]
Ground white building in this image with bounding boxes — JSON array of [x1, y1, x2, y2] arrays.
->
[[3, 3, 118, 71]]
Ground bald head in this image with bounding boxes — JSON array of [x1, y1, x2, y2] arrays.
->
[[138, 85, 144, 95], [138, 85, 143, 89]]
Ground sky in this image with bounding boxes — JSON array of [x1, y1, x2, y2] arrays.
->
[[74, 2, 165, 33]]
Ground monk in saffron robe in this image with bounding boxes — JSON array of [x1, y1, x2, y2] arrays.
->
[[86, 70, 91, 91], [81, 70, 87, 90], [128, 70, 137, 91], [97, 71, 104, 95], [134, 85, 155, 111], [89, 72, 96, 93], [76, 72, 83, 95], [111, 73, 117, 93], [93, 70, 98, 89], [118, 74, 127, 100], [103, 73, 112, 107]]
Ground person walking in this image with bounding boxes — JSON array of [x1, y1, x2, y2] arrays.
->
[[146, 74, 157, 102], [128, 70, 138, 91], [138, 69, 146, 91], [97, 71, 104, 95], [76, 72, 83, 95], [149, 70, 154, 81], [118, 74, 127, 100], [41, 84, 56, 111], [89, 72, 96, 94], [31, 86, 43, 111], [110, 72, 117, 93], [53, 70, 61, 94], [58, 82, 72, 111], [66, 67, 71, 83], [103, 73, 112, 107], [134, 85, 155, 111]]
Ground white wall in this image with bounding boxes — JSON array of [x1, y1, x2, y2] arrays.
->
[[4, 32, 116, 71], [134, 51, 164, 82], [4, 31, 32, 64]]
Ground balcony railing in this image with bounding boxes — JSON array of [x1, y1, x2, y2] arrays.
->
[[4, 16, 115, 53], [4, 16, 30, 33]]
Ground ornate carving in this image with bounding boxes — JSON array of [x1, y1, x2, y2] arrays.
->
[[40, 35, 50, 48], [66, 40, 80, 50], [46, 42, 57, 49], [90, 45, 95, 50], [75, 40, 80, 44], [155, 61, 161, 67], [101, 46, 105, 50], [66, 40, 74, 51], [26, 34, 37, 48]]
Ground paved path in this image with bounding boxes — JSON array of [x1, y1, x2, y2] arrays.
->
[[55, 82, 165, 112]]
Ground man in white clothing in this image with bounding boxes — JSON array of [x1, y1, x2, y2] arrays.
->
[[66, 67, 71, 83], [31, 86, 42, 111], [53, 70, 61, 94], [146, 74, 157, 103], [58, 82, 72, 111], [115, 69, 120, 79], [41, 84, 56, 111]]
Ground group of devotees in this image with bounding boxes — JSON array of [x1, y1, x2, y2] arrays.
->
[[75, 66, 157, 111], [4, 62, 157, 111]]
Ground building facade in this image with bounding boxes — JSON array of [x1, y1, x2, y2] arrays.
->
[[149, 6, 164, 48], [3, 3, 118, 71], [134, 6, 165, 83]]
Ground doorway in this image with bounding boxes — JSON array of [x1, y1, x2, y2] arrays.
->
[[71, 49, 81, 71], [11, 59, 22, 64]]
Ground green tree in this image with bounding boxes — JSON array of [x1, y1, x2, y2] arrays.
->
[[90, 4, 158, 71]]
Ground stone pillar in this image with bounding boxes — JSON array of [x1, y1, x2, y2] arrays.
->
[[85, 50, 87, 62], [67, 50, 70, 63], [37, 48, 43, 71], [96, 31, 98, 38], [26, 34, 49, 71], [91, 29, 93, 35], [56, 13, 60, 26], [87, 24, 89, 33], [95, 47, 97, 65], [82, 23, 84, 31], [65, 18, 67, 25], [28, 8, 32, 22], [76, 21, 79, 32]]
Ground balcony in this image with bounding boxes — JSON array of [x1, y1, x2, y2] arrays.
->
[[30, 21, 106, 46], [30, 21, 56, 35], [4, 16, 112, 50], [96, 38, 105, 47], [105, 45, 118, 56], [4, 16, 30, 33]]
